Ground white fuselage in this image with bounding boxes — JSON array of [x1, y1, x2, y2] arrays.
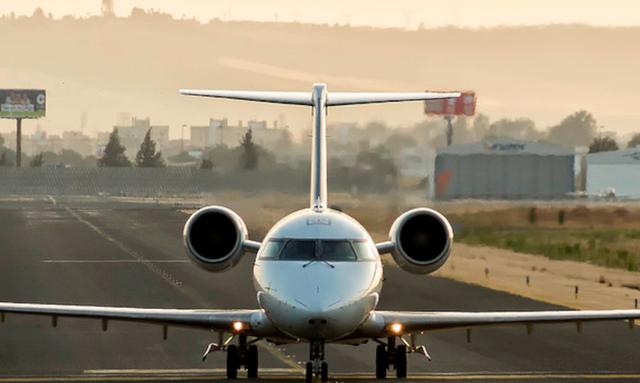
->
[[253, 209, 383, 341]]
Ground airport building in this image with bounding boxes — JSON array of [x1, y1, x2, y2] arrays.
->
[[586, 147, 640, 198], [434, 138, 575, 200]]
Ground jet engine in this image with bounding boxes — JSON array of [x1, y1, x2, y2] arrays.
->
[[388, 208, 453, 274], [183, 206, 249, 272]]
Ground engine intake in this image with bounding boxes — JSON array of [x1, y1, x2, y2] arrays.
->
[[183, 206, 248, 272], [388, 208, 453, 274]]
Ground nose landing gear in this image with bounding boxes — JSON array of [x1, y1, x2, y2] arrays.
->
[[305, 340, 329, 383]]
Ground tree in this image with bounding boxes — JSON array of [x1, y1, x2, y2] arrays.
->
[[547, 110, 598, 147], [485, 118, 540, 141], [240, 128, 258, 169], [627, 133, 640, 149], [30, 153, 44, 167], [98, 128, 131, 167], [200, 158, 214, 170], [0, 151, 8, 166], [135, 128, 165, 167], [589, 136, 619, 153], [0, 134, 4, 147]]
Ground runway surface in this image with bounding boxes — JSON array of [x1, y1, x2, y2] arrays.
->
[[0, 196, 638, 382]]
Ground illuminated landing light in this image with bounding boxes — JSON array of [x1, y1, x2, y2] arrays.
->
[[390, 322, 404, 334], [232, 321, 244, 332]]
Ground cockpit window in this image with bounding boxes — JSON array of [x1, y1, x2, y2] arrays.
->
[[258, 240, 285, 260], [352, 240, 377, 261], [320, 240, 357, 261], [258, 239, 377, 262], [279, 240, 316, 261]]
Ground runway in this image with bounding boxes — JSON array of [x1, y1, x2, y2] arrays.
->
[[0, 196, 638, 382]]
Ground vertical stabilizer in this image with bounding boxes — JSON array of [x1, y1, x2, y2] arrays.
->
[[310, 83, 328, 210], [179, 85, 460, 211]]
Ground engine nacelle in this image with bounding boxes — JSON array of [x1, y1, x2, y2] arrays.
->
[[388, 208, 453, 274], [183, 206, 249, 272]]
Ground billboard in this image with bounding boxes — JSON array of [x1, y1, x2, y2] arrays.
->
[[0, 89, 46, 119], [425, 91, 476, 116]]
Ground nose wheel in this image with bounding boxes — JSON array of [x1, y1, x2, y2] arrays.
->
[[305, 340, 329, 383], [375, 337, 408, 379]]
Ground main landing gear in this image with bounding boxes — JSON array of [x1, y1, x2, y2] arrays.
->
[[203, 334, 259, 379], [227, 335, 259, 379], [375, 337, 407, 379], [305, 340, 329, 383]]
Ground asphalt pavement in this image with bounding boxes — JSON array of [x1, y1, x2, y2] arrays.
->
[[0, 196, 638, 382]]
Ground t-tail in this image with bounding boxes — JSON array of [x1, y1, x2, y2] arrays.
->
[[180, 84, 460, 210]]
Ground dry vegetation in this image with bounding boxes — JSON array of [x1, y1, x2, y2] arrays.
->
[[449, 204, 640, 271]]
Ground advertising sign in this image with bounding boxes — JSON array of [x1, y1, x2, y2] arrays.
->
[[0, 89, 46, 119], [425, 91, 476, 116]]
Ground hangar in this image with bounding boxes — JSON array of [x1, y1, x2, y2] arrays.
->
[[586, 147, 640, 198], [434, 139, 575, 200]]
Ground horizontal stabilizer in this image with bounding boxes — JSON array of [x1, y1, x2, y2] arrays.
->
[[327, 92, 461, 106], [179, 89, 460, 107], [179, 89, 312, 105]]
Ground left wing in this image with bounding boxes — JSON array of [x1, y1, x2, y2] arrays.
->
[[367, 309, 640, 336], [0, 302, 271, 335]]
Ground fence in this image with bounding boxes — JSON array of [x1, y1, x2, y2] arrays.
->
[[0, 168, 310, 196]]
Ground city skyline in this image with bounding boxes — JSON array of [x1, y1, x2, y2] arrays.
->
[[2, 0, 640, 29]]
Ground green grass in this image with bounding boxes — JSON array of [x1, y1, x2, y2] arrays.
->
[[456, 227, 640, 271]]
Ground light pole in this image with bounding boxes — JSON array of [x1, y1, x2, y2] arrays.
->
[[181, 124, 187, 153]]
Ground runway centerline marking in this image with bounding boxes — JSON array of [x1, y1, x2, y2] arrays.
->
[[63, 207, 184, 288]]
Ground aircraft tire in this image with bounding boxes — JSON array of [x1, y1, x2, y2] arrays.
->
[[226, 345, 239, 379], [305, 362, 313, 383], [375, 344, 387, 379], [396, 345, 407, 378], [247, 345, 258, 378], [321, 361, 329, 382]]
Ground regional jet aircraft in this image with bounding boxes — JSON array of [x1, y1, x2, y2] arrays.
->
[[1, 83, 639, 382]]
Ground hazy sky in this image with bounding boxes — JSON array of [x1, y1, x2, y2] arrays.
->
[[2, 0, 640, 28]]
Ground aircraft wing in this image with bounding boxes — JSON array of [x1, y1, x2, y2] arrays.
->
[[372, 309, 640, 334], [0, 302, 263, 333]]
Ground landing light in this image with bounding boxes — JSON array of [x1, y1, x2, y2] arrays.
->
[[390, 322, 404, 334], [232, 321, 244, 332]]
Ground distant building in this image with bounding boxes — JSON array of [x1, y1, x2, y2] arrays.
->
[[435, 138, 575, 200], [61, 131, 93, 156], [586, 147, 640, 198], [190, 118, 291, 151]]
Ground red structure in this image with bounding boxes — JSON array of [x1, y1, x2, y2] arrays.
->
[[424, 91, 476, 116]]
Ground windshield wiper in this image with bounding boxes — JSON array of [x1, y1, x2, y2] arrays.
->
[[302, 257, 335, 268]]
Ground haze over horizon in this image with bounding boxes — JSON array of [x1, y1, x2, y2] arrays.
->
[[2, 0, 640, 29], [1, 2, 640, 142]]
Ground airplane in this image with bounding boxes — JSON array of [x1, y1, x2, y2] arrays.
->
[[1, 83, 639, 383]]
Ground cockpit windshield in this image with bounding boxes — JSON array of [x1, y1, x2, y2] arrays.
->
[[258, 239, 376, 262], [319, 241, 356, 261], [280, 240, 316, 261]]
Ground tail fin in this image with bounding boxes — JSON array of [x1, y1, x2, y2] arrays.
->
[[180, 84, 461, 210]]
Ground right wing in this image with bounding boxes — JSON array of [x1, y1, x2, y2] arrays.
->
[[369, 309, 640, 336], [0, 302, 272, 335]]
